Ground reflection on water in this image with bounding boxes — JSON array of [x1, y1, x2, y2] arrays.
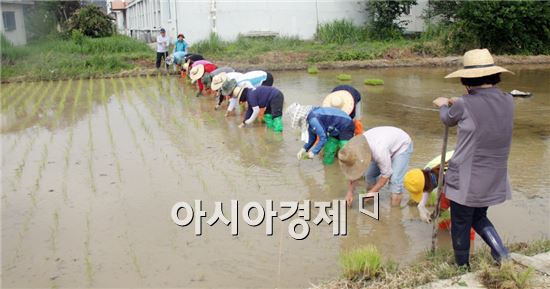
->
[[1, 65, 549, 288]]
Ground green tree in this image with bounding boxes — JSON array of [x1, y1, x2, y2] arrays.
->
[[435, 0, 550, 54], [66, 5, 114, 38], [367, 0, 418, 39]]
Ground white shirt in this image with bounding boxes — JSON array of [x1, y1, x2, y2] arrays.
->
[[363, 126, 411, 177], [156, 35, 169, 52]]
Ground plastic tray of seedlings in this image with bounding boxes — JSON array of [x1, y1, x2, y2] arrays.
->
[[364, 79, 384, 86], [307, 66, 319, 74], [337, 73, 352, 81]]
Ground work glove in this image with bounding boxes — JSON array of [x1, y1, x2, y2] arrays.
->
[[215, 104, 221, 110], [296, 148, 306, 160], [418, 205, 432, 223], [306, 151, 315, 159]]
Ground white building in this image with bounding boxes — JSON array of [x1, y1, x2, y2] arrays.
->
[[110, 0, 427, 43], [0, 0, 33, 46]]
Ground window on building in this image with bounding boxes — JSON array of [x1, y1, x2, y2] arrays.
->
[[404, 4, 411, 15], [3, 11, 16, 31]]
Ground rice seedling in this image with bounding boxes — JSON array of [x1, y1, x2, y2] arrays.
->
[[11, 137, 38, 192], [84, 211, 94, 287], [50, 209, 59, 252], [364, 79, 384, 86], [1, 81, 39, 113], [116, 79, 147, 164], [126, 77, 155, 143], [54, 79, 73, 119], [86, 81, 97, 194], [340, 245, 382, 281], [62, 78, 83, 202], [307, 65, 319, 74], [337, 73, 352, 81], [123, 231, 146, 281], [10, 80, 52, 131], [101, 78, 122, 183]]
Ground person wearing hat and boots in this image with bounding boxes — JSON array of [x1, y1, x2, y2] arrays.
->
[[233, 86, 284, 132], [338, 126, 413, 207], [220, 71, 274, 116], [432, 48, 514, 268], [321, 91, 356, 165], [156, 28, 170, 71], [331, 85, 364, 135], [189, 63, 217, 97], [212, 72, 243, 110], [201, 66, 235, 95], [286, 103, 355, 164]]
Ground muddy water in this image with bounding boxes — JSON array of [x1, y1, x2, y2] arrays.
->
[[1, 65, 549, 288]]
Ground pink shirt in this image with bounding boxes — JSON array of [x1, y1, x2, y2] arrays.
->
[[363, 126, 411, 177], [191, 60, 212, 67]]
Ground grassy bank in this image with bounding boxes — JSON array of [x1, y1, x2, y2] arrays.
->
[[1, 34, 153, 81], [318, 239, 550, 289]]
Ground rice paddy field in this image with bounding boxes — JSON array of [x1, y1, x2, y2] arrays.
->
[[1, 65, 549, 288]]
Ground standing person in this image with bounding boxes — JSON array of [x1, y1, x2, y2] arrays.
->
[[337, 126, 413, 207], [432, 48, 513, 268], [233, 86, 284, 132], [173, 33, 188, 54], [156, 28, 169, 70], [286, 103, 355, 164], [331, 85, 364, 135]]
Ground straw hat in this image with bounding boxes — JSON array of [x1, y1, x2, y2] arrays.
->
[[221, 79, 238, 96], [182, 60, 190, 72], [211, 72, 228, 91], [338, 134, 371, 181], [445, 48, 513, 79], [233, 86, 246, 100], [322, 90, 354, 115], [404, 169, 424, 203], [189, 65, 205, 83]]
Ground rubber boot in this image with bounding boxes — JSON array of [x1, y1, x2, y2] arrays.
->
[[338, 140, 349, 149], [323, 137, 339, 165], [264, 113, 274, 129], [478, 226, 510, 265], [272, 116, 283, 132]]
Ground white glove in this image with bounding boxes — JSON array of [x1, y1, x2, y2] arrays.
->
[[297, 148, 306, 160], [306, 151, 315, 159], [418, 205, 432, 223]]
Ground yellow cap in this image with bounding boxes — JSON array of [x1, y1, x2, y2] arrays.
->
[[404, 169, 425, 203]]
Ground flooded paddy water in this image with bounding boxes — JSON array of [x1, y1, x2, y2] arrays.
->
[[1, 65, 549, 288]]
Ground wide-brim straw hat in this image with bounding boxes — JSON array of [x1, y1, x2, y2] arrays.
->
[[182, 60, 190, 72], [445, 48, 513, 79], [221, 79, 238, 96], [190, 65, 205, 83], [338, 134, 371, 181], [211, 72, 228, 91], [322, 90, 355, 115], [233, 86, 246, 100]]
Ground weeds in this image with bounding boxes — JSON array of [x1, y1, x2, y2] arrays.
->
[[479, 260, 534, 289], [315, 20, 366, 44]]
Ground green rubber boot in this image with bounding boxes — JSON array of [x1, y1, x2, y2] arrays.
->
[[338, 140, 349, 149], [272, 116, 283, 132], [323, 137, 339, 165], [264, 113, 274, 128]]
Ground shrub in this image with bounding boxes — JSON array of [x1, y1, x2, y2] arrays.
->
[[315, 20, 365, 44], [340, 245, 382, 280], [66, 5, 114, 37], [367, 0, 418, 39], [192, 33, 227, 55]]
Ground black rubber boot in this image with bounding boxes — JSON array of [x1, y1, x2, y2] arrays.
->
[[478, 226, 510, 265]]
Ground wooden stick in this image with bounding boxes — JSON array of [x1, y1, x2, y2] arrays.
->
[[431, 125, 449, 253]]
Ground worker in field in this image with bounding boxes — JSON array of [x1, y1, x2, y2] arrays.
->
[[173, 33, 188, 54], [286, 103, 355, 165], [200, 66, 235, 94], [403, 151, 476, 244], [155, 28, 169, 70], [337, 126, 413, 207], [219, 71, 274, 116], [211, 72, 243, 110], [432, 48, 513, 268], [320, 91, 357, 165], [181, 54, 204, 74], [331, 85, 364, 135], [229, 85, 284, 132], [189, 63, 217, 97]]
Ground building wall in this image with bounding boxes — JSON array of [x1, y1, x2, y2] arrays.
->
[[398, 0, 428, 33], [0, 3, 27, 46], [124, 0, 426, 44]]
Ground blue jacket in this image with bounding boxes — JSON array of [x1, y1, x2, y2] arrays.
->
[[304, 107, 355, 155], [173, 40, 188, 54]]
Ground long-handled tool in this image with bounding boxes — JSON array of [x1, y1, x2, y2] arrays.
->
[[431, 125, 449, 253]]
